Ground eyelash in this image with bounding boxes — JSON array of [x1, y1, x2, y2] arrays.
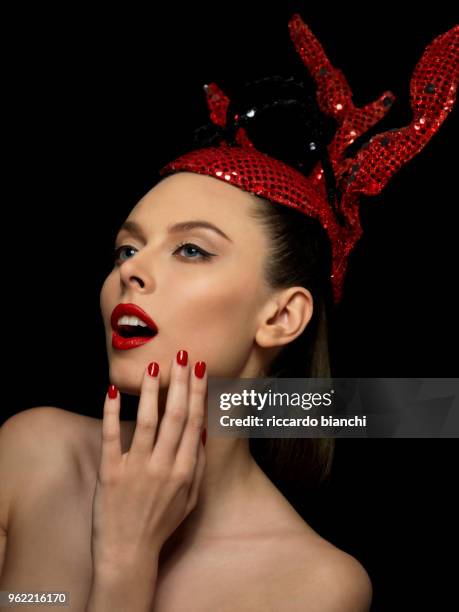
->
[[113, 242, 215, 265]]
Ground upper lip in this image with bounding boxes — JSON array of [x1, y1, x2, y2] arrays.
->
[[111, 303, 159, 334]]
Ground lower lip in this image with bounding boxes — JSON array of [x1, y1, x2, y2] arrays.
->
[[112, 330, 158, 350]]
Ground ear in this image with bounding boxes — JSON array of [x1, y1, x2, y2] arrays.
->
[[255, 286, 313, 349]]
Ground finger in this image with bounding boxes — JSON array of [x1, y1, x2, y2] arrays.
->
[[128, 361, 160, 462], [152, 350, 190, 463], [185, 442, 206, 514], [100, 384, 122, 473], [175, 361, 207, 472]]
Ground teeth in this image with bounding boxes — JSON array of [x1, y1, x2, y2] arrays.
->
[[117, 315, 148, 328]]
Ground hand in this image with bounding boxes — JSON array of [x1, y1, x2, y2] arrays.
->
[[90, 350, 207, 571]]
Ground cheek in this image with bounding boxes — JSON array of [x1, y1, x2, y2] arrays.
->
[[164, 272, 260, 358]]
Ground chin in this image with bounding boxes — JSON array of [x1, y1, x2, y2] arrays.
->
[[108, 362, 143, 393], [112, 379, 142, 397]]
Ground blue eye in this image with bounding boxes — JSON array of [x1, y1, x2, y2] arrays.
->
[[173, 242, 215, 261], [113, 242, 215, 265], [113, 245, 137, 264]]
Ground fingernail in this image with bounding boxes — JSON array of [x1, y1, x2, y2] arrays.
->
[[201, 427, 207, 446], [177, 350, 188, 366], [147, 361, 159, 377], [108, 384, 118, 399], [195, 361, 206, 378]]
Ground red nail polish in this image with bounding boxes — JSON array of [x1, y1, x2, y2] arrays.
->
[[108, 384, 118, 399], [195, 361, 206, 378], [177, 350, 188, 366], [147, 362, 159, 377], [201, 428, 207, 446]]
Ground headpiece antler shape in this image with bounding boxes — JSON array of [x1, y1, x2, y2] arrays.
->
[[160, 14, 458, 304]]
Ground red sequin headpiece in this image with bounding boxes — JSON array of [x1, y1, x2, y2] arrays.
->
[[159, 14, 458, 304]]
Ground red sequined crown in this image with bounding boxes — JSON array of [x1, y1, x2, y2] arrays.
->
[[159, 14, 458, 304]]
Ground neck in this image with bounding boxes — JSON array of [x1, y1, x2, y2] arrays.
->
[[159, 436, 268, 560], [120, 404, 271, 562], [130, 353, 274, 559]]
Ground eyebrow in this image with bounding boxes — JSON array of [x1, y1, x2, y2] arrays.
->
[[116, 219, 233, 243]]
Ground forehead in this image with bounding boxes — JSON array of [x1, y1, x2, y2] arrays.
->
[[127, 172, 263, 238]]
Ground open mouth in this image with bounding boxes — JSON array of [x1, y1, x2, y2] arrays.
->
[[117, 325, 158, 339], [110, 304, 159, 350]]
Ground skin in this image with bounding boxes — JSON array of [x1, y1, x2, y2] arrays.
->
[[100, 171, 313, 391], [99, 170, 315, 550], [0, 171, 372, 611]]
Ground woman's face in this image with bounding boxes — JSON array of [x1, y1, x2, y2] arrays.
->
[[100, 171, 274, 395]]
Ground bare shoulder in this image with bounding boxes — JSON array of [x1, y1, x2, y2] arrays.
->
[[269, 531, 373, 612], [0, 406, 92, 465], [236, 467, 372, 610], [300, 542, 372, 612], [0, 407, 97, 522], [1, 406, 73, 470], [1, 405, 86, 437], [0, 406, 134, 493]]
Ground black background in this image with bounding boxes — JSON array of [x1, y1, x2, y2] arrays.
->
[[3, 2, 457, 610]]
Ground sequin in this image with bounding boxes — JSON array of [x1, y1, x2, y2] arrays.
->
[[160, 15, 458, 304]]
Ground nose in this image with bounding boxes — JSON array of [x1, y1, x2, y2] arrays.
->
[[118, 247, 155, 292]]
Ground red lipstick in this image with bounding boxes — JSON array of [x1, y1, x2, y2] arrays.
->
[[111, 303, 159, 351]]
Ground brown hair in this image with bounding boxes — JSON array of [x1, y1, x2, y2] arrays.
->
[[247, 195, 336, 496]]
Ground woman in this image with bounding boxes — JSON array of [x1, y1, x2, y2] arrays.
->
[[1, 12, 456, 611], [0, 168, 371, 611]]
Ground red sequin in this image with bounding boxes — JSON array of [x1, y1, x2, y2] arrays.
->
[[160, 15, 458, 304]]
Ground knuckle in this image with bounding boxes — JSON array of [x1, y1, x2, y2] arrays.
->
[[101, 430, 118, 443], [98, 469, 118, 486], [141, 386, 158, 401], [136, 418, 157, 432], [173, 372, 188, 388], [190, 382, 206, 398], [147, 461, 169, 481], [104, 404, 119, 415], [167, 406, 186, 424], [172, 468, 191, 487], [188, 413, 204, 431]]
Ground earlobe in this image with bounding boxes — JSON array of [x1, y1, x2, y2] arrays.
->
[[255, 287, 313, 349]]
